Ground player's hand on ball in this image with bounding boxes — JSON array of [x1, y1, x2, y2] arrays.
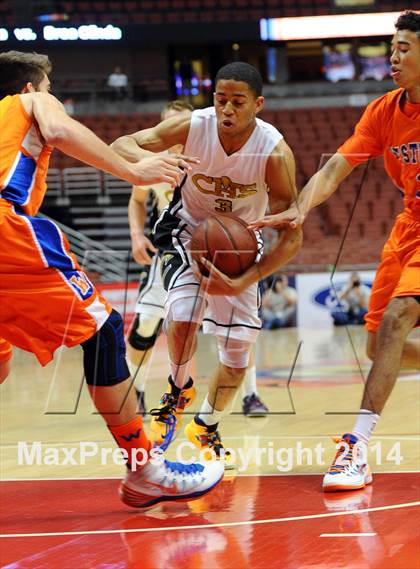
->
[[248, 206, 305, 230], [193, 257, 246, 296], [131, 234, 157, 265]]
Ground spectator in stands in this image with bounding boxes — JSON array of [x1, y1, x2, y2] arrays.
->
[[63, 97, 74, 116], [330, 272, 370, 326], [107, 66, 129, 100], [262, 274, 297, 329]]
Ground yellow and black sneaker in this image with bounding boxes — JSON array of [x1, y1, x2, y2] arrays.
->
[[185, 416, 234, 470], [150, 376, 196, 449]]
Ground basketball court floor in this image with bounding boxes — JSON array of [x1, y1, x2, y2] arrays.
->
[[1, 326, 419, 568]]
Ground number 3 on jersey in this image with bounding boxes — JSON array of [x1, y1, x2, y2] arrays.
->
[[215, 198, 232, 213]]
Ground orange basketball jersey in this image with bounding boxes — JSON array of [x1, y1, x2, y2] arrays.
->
[[338, 89, 420, 332], [0, 94, 111, 365], [0, 94, 53, 216], [338, 88, 420, 219]]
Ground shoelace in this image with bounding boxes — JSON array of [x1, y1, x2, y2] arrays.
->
[[150, 393, 177, 423], [150, 393, 179, 451], [198, 430, 229, 458], [164, 460, 204, 476]]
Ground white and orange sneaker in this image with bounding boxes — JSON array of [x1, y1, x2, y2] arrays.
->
[[323, 433, 372, 492], [120, 456, 224, 508]]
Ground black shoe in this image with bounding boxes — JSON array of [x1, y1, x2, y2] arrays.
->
[[242, 393, 269, 417], [135, 389, 147, 416]]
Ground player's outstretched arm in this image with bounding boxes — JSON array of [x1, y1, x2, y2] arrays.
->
[[128, 186, 157, 265], [111, 112, 196, 163], [249, 153, 354, 230], [26, 92, 185, 188]]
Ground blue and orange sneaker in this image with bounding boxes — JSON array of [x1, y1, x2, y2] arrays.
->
[[150, 376, 196, 448], [120, 456, 224, 508], [323, 433, 372, 492]]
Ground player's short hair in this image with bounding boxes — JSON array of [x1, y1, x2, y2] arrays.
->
[[0, 50, 51, 99], [395, 10, 420, 38], [215, 62, 263, 97], [161, 99, 193, 119]]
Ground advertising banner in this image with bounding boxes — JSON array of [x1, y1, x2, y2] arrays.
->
[[296, 270, 376, 328]]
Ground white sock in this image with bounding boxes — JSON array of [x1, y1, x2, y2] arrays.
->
[[198, 394, 224, 426], [127, 359, 147, 392], [242, 366, 257, 398], [170, 359, 192, 389], [353, 409, 380, 444]]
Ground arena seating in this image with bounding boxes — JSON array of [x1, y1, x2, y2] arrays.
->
[[44, 104, 400, 268], [4, 0, 410, 25]]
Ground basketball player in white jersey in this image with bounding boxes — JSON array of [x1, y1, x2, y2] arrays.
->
[[112, 62, 302, 464], [126, 100, 193, 413], [127, 99, 271, 419]]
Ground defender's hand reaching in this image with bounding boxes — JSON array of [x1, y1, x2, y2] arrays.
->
[[129, 154, 200, 188], [248, 206, 305, 230]]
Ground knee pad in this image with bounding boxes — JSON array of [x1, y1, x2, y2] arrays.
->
[[217, 337, 251, 368], [82, 309, 130, 386], [128, 314, 163, 351], [163, 294, 205, 333]]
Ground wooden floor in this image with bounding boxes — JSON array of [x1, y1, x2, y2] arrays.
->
[[1, 325, 419, 568], [1, 326, 419, 479]]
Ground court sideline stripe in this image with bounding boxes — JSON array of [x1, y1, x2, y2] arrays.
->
[[1, 500, 419, 539], [320, 532, 377, 537]]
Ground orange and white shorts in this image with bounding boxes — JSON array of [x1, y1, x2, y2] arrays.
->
[[0, 200, 111, 365], [365, 212, 420, 333]]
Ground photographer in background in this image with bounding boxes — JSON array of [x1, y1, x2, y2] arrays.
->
[[331, 272, 370, 326], [261, 274, 297, 329]]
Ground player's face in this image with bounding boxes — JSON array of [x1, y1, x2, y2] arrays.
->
[[390, 30, 420, 90], [214, 79, 264, 138]]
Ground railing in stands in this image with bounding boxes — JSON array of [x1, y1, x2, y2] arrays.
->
[[38, 212, 131, 283], [46, 167, 132, 205]]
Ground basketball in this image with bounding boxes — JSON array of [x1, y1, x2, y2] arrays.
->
[[190, 214, 258, 278]]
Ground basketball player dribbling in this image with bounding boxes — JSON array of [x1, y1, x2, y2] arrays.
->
[[0, 50, 224, 507], [127, 99, 270, 418], [112, 62, 303, 466], [251, 11, 420, 492]]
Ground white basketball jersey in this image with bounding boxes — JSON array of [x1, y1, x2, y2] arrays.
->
[[135, 149, 175, 215], [178, 107, 283, 228], [140, 181, 174, 214]]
